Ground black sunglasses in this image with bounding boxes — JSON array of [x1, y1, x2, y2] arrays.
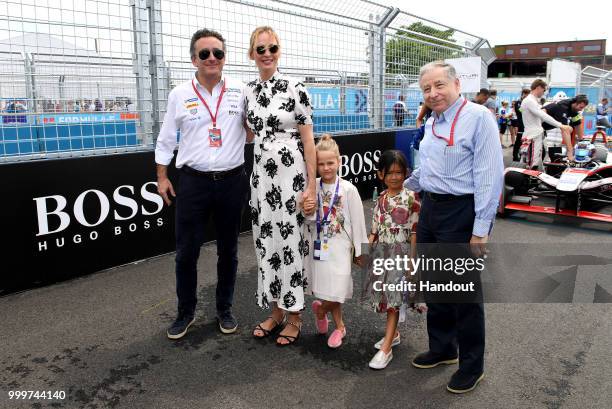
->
[[198, 48, 225, 60], [255, 44, 279, 55]]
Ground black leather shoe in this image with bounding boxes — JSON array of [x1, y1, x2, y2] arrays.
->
[[167, 313, 195, 340], [217, 310, 238, 334], [412, 351, 458, 369], [446, 370, 484, 394]]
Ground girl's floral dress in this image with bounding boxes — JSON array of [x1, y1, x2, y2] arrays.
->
[[364, 188, 420, 312]]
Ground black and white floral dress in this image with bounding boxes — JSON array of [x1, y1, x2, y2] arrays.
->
[[246, 71, 313, 312]]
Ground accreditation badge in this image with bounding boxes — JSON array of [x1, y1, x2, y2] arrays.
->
[[319, 237, 330, 261], [208, 127, 222, 147], [317, 223, 330, 261], [313, 239, 321, 260]]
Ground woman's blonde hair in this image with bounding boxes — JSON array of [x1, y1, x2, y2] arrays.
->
[[248, 26, 281, 59], [315, 134, 340, 157]]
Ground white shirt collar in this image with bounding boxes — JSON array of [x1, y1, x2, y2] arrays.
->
[[193, 72, 225, 94], [433, 96, 464, 123]]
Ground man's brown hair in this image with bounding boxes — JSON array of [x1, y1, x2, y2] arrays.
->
[[531, 79, 547, 91], [190, 29, 226, 59]]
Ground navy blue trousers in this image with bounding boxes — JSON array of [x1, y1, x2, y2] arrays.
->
[[417, 193, 485, 375], [174, 167, 247, 316]]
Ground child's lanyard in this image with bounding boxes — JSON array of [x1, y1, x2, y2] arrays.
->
[[316, 179, 340, 241]]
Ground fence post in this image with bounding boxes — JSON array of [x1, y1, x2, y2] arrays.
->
[[130, 0, 154, 145], [367, 15, 378, 129], [148, 0, 168, 142], [339, 71, 346, 115], [599, 72, 610, 101], [23, 52, 37, 118], [370, 8, 399, 130], [58, 75, 66, 111], [472, 39, 496, 90]]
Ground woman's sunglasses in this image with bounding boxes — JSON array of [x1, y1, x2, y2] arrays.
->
[[198, 48, 225, 60], [255, 44, 279, 55]]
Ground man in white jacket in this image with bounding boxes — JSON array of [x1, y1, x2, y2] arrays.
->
[[520, 79, 573, 169]]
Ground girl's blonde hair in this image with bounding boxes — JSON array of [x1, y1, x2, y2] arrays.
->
[[315, 134, 340, 157], [248, 26, 281, 59]]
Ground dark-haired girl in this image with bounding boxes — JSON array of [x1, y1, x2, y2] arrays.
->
[[365, 149, 424, 370]]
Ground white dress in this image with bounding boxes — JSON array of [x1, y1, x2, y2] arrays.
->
[[246, 71, 313, 312], [304, 177, 368, 303]]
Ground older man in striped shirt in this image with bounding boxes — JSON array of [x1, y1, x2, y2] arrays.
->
[[404, 61, 504, 394]]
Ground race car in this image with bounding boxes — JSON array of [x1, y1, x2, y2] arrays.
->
[[499, 142, 612, 223]]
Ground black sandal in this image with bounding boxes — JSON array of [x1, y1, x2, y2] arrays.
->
[[276, 319, 302, 346], [253, 315, 285, 339]]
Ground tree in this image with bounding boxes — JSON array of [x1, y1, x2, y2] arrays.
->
[[386, 22, 463, 77]]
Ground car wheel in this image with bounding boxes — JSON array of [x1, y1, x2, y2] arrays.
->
[[498, 185, 513, 218], [505, 170, 528, 192]]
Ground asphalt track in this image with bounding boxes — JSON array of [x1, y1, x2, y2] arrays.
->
[[2, 151, 612, 409]]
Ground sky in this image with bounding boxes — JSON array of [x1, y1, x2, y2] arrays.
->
[[387, 0, 611, 54]]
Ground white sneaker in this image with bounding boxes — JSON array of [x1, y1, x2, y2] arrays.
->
[[374, 333, 400, 350], [369, 349, 393, 369]]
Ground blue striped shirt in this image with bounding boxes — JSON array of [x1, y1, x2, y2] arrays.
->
[[404, 96, 504, 237]]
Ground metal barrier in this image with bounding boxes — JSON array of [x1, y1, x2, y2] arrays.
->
[[578, 66, 611, 101], [0, 0, 491, 161]]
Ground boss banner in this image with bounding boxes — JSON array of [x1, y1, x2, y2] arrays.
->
[[2, 151, 178, 295], [1, 131, 399, 295], [333, 131, 396, 198]]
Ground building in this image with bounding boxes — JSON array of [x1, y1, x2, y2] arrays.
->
[[488, 39, 610, 78]]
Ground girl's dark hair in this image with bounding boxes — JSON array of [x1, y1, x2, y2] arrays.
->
[[377, 149, 409, 178]]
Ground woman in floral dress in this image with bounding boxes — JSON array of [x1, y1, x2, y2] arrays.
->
[[246, 26, 316, 346]]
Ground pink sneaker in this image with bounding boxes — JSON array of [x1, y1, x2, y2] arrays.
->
[[327, 327, 346, 349], [311, 300, 329, 334]]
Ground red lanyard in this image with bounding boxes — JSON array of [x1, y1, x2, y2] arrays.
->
[[191, 78, 226, 128], [431, 98, 467, 147]]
